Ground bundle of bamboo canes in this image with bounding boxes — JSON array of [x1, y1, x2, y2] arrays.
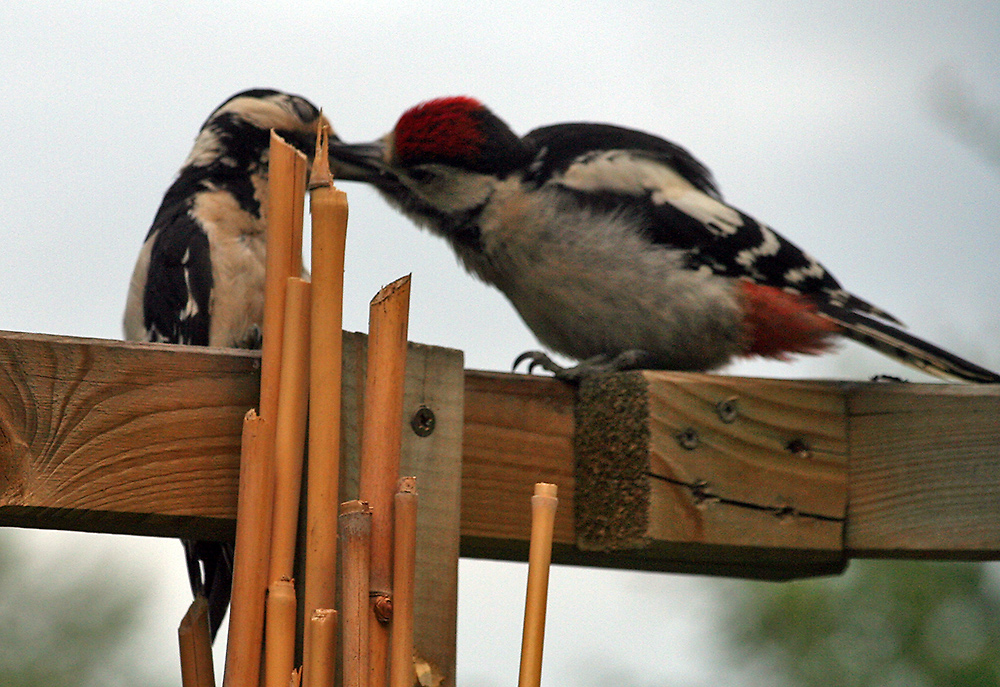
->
[[177, 119, 558, 687], [175, 122, 419, 687]]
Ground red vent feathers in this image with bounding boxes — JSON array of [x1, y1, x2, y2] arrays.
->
[[394, 97, 487, 165], [739, 281, 841, 359]]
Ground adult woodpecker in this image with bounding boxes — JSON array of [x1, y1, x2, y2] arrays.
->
[[124, 88, 329, 638], [329, 96, 999, 383]]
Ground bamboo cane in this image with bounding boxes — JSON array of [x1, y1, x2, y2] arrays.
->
[[268, 277, 312, 583], [517, 483, 559, 687], [180, 595, 216, 687], [302, 120, 349, 684], [340, 500, 372, 687], [307, 609, 338, 687], [260, 132, 307, 423], [252, 135, 308, 673], [264, 578, 297, 687], [223, 410, 269, 687], [389, 478, 417, 687], [358, 275, 411, 687]]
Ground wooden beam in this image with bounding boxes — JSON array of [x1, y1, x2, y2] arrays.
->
[[461, 370, 1000, 577], [2, 331, 999, 581], [0, 331, 257, 539]]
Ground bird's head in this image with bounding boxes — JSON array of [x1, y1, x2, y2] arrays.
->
[[330, 97, 532, 213], [184, 89, 331, 169]]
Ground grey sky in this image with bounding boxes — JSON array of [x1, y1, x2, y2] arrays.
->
[[2, 2, 998, 684]]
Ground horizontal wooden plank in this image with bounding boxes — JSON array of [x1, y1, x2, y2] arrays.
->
[[0, 331, 257, 539], [2, 330, 999, 579]]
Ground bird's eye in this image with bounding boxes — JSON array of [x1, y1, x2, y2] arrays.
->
[[289, 97, 318, 123], [407, 167, 438, 183]]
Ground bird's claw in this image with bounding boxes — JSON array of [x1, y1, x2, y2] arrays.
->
[[513, 350, 566, 376], [513, 349, 657, 383]]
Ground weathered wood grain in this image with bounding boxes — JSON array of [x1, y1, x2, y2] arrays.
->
[[460, 371, 576, 561], [0, 331, 257, 538], [845, 383, 1000, 558]]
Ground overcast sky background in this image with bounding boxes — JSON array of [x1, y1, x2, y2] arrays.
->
[[2, 2, 999, 685]]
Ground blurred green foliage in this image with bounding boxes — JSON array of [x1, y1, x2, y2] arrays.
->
[[724, 560, 1000, 687], [0, 533, 171, 687]]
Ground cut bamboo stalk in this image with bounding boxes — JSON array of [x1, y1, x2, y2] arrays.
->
[[358, 275, 411, 687], [268, 277, 312, 583], [307, 609, 338, 687], [517, 483, 559, 687], [289, 668, 302, 687], [389, 478, 418, 687], [179, 595, 216, 687], [265, 578, 297, 687], [254, 133, 309, 647], [340, 500, 372, 687], [260, 132, 307, 424], [223, 410, 269, 687], [303, 120, 349, 682]]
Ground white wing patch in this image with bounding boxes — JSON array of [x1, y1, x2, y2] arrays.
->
[[557, 151, 744, 235], [176, 246, 202, 333], [784, 256, 827, 285], [735, 225, 781, 270]]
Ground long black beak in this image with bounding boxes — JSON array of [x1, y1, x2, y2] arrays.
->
[[328, 140, 388, 182]]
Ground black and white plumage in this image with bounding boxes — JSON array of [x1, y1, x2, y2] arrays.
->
[[124, 88, 328, 638], [329, 96, 999, 383]]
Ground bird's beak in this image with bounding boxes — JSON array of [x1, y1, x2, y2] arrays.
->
[[328, 140, 389, 183]]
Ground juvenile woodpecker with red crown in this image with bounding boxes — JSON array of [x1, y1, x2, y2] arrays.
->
[[124, 88, 330, 639], [330, 96, 999, 383]]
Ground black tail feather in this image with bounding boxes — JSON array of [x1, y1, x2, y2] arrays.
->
[[183, 539, 234, 641], [819, 303, 1000, 384]]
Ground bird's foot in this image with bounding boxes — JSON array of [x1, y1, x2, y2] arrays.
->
[[513, 350, 567, 376], [513, 349, 656, 383]]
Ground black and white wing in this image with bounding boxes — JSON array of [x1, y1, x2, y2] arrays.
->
[[523, 122, 896, 320], [127, 197, 213, 346]]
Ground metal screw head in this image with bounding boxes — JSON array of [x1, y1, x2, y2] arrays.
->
[[716, 397, 739, 423], [786, 438, 811, 458], [676, 428, 700, 450], [410, 405, 436, 437]]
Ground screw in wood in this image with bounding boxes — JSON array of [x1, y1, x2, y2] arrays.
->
[[715, 397, 739, 423], [410, 405, 436, 437]]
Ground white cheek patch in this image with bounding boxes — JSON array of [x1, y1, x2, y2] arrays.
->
[[406, 166, 497, 213]]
